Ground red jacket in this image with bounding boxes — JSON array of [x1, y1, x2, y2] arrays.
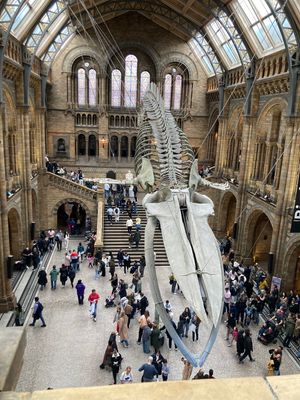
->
[[88, 292, 100, 303]]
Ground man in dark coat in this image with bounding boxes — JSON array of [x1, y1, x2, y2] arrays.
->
[[239, 328, 255, 362]]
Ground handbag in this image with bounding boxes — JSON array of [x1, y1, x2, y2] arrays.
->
[[190, 323, 196, 333]]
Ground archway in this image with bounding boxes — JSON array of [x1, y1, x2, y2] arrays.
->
[[225, 196, 237, 237], [107, 170, 116, 179], [130, 136, 137, 158], [218, 192, 237, 237], [121, 136, 128, 158], [8, 208, 22, 258], [88, 134, 97, 156], [251, 213, 273, 268], [110, 135, 119, 158], [285, 244, 300, 293], [78, 134, 86, 156], [57, 202, 87, 234]]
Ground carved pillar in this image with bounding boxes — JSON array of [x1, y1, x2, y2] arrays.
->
[[0, 103, 15, 311], [215, 116, 228, 176]]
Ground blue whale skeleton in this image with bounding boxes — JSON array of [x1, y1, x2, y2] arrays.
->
[[134, 83, 229, 367]]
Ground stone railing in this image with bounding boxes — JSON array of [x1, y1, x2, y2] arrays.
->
[[47, 172, 97, 201], [94, 198, 104, 250], [256, 53, 288, 80], [5, 36, 22, 65]]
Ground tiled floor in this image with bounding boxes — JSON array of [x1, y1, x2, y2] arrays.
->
[[16, 238, 300, 391]]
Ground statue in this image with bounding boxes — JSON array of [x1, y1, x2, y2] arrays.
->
[[134, 83, 229, 367], [125, 169, 134, 183]]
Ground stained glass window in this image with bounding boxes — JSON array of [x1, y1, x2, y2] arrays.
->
[[164, 74, 172, 110], [173, 75, 182, 110], [140, 71, 150, 101], [111, 69, 121, 107], [124, 55, 137, 108], [89, 69, 97, 106], [77, 68, 85, 106]]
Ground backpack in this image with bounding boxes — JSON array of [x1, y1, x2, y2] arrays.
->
[[144, 297, 149, 307]]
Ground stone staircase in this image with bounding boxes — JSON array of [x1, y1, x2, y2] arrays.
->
[[103, 204, 169, 267]]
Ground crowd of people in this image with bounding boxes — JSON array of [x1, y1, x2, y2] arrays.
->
[[220, 236, 300, 374], [14, 186, 300, 385]]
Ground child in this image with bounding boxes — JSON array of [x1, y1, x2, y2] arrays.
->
[[228, 326, 238, 347], [161, 360, 170, 381], [87, 253, 94, 268]]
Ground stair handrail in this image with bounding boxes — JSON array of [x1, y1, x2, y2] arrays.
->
[[46, 172, 97, 199]]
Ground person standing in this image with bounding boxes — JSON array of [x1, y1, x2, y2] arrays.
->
[[181, 358, 193, 380], [138, 356, 158, 383], [120, 366, 133, 384], [55, 230, 63, 251], [139, 292, 149, 316], [14, 303, 24, 326], [126, 218, 133, 234], [117, 249, 124, 268], [166, 313, 178, 350], [137, 310, 151, 344], [111, 349, 123, 384], [114, 206, 120, 223], [107, 206, 114, 225], [282, 313, 296, 348], [191, 313, 201, 342], [38, 267, 47, 290], [161, 360, 170, 381], [59, 264, 68, 287], [29, 297, 46, 327], [139, 255, 146, 277], [239, 328, 255, 363], [68, 265, 76, 288], [181, 307, 191, 338], [142, 322, 152, 354], [88, 289, 100, 321], [134, 230, 141, 248], [75, 279, 86, 305], [118, 311, 129, 348], [64, 231, 69, 250], [49, 265, 59, 290]]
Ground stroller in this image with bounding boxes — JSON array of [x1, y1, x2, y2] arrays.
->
[[105, 292, 117, 308], [257, 320, 278, 345]]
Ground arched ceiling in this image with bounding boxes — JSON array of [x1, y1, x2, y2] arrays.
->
[[0, 0, 299, 76]]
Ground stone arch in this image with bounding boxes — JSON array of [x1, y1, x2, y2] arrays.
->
[[244, 209, 274, 267], [218, 191, 238, 237], [107, 41, 160, 80], [159, 51, 198, 81], [107, 170, 116, 179], [257, 98, 288, 126], [53, 198, 91, 233], [62, 46, 105, 75], [7, 207, 22, 258], [282, 239, 300, 291]]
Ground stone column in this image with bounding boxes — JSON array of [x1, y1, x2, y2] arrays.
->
[[0, 103, 15, 312], [128, 137, 131, 162], [234, 116, 255, 256], [215, 116, 228, 176]]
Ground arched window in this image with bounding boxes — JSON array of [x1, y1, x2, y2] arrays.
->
[[78, 134, 86, 156], [164, 74, 172, 109], [78, 68, 85, 106], [125, 55, 138, 108], [173, 75, 182, 110], [57, 138, 66, 153], [111, 69, 121, 107], [89, 69, 97, 106], [140, 71, 150, 101], [88, 135, 97, 156]]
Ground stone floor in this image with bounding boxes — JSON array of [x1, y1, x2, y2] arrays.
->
[[16, 238, 300, 391]]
